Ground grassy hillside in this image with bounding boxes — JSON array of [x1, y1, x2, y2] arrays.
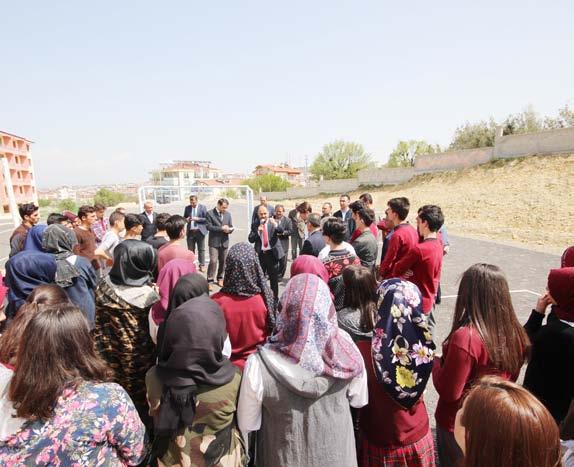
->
[[284, 154, 574, 254]]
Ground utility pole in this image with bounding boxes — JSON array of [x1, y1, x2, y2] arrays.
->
[[304, 154, 308, 186]]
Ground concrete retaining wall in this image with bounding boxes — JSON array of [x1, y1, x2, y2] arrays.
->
[[415, 147, 494, 172], [494, 126, 574, 159]]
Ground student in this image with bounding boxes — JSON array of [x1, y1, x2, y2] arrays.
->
[[157, 215, 196, 273], [22, 224, 47, 252], [92, 203, 109, 246], [349, 201, 378, 269], [432, 263, 530, 467], [73, 205, 99, 269], [94, 210, 125, 275], [454, 377, 562, 467], [393, 205, 445, 326], [146, 212, 171, 250], [123, 213, 144, 240], [9, 202, 39, 257], [378, 197, 418, 279], [237, 273, 367, 467], [358, 279, 436, 466], [524, 266, 574, 423], [0, 304, 146, 465], [350, 193, 378, 242]]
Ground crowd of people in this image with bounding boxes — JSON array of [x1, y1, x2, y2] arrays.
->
[[0, 193, 572, 467]]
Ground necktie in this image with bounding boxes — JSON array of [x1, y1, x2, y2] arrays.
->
[[262, 223, 269, 248]]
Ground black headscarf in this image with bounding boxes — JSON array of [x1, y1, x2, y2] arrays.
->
[[153, 273, 236, 457], [42, 224, 80, 287], [109, 240, 156, 287]]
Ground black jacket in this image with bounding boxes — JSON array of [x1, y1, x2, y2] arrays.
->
[[333, 209, 355, 242], [140, 212, 157, 240], [300, 229, 326, 257]]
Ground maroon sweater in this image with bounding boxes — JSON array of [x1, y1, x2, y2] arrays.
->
[[392, 238, 443, 313], [357, 340, 430, 448], [379, 223, 418, 279]]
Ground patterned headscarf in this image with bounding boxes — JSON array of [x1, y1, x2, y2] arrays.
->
[[372, 279, 435, 409], [42, 224, 80, 287], [290, 255, 329, 285], [266, 273, 363, 379], [220, 242, 276, 314]]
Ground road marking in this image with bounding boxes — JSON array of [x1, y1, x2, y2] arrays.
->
[[441, 289, 541, 299]]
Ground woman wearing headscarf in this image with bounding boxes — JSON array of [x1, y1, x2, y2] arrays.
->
[[146, 273, 246, 466], [358, 278, 436, 466], [92, 239, 159, 427], [149, 258, 197, 344], [42, 223, 98, 326], [290, 254, 329, 285], [237, 273, 367, 467], [562, 246, 574, 268], [524, 267, 574, 423], [23, 224, 47, 252], [212, 242, 275, 370]]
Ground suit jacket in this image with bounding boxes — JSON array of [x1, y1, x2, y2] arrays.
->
[[140, 212, 157, 240], [183, 203, 208, 236], [274, 216, 292, 252], [206, 208, 233, 248], [248, 219, 285, 260], [334, 209, 356, 242], [300, 229, 326, 257]]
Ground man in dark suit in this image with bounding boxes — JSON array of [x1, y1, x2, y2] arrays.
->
[[333, 193, 355, 242], [251, 195, 275, 228], [140, 200, 157, 240], [205, 198, 234, 287], [273, 204, 292, 279], [248, 204, 284, 299], [183, 194, 208, 272], [300, 213, 326, 257]]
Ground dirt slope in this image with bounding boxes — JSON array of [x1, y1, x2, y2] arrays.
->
[[284, 154, 574, 255]]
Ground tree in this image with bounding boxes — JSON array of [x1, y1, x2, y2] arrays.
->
[[449, 119, 498, 150], [387, 140, 441, 167], [543, 104, 574, 129], [502, 105, 543, 135], [93, 188, 127, 207], [38, 198, 52, 208], [58, 199, 77, 213], [242, 174, 291, 193], [310, 140, 375, 180]]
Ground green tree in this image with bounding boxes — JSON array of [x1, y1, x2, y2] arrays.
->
[[38, 198, 52, 208], [502, 105, 543, 135], [310, 140, 374, 180], [543, 104, 574, 129], [242, 174, 291, 192], [93, 188, 127, 207], [387, 140, 441, 167], [58, 199, 77, 213], [449, 118, 498, 150]]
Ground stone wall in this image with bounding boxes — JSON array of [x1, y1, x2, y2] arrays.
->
[[494, 126, 574, 159], [415, 147, 494, 172]]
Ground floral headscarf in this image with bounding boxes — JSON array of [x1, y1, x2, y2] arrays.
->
[[265, 273, 363, 379], [290, 255, 329, 285], [372, 279, 436, 409], [220, 242, 276, 314]]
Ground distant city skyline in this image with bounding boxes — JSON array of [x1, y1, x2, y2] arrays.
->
[[1, 1, 572, 189]]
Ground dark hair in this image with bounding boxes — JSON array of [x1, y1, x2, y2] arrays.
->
[[124, 213, 142, 231], [307, 213, 321, 228], [297, 201, 312, 214], [349, 200, 373, 226], [114, 207, 126, 215], [359, 193, 373, 205], [189, 194, 197, 200], [387, 197, 410, 221], [365, 208, 376, 224], [417, 205, 444, 232], [77, 205, 95, 220], [340, 194, 350, 201], [47, 213, 68, 225], [108, 210, 125, 227], [343, 265, 378, 331], [322, 218, 346, 245], [93, 203, 106, 211], [460, 377, 562, 467], [323, 202, 332, 209], [18, 202, 38, 219], [275, 204, 284, 211], [165, 215, 186, 240], [217, 198, 229, 207], [155, 212, 171, 231], [0, 285, 70, 366], [9, 303, 111, 421], [446, 264, 530, 374]]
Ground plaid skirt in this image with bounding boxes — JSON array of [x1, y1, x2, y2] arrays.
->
[[360, 429, 436, 467]]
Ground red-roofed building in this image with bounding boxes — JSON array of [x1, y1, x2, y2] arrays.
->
[[253, 164, 303, 185]]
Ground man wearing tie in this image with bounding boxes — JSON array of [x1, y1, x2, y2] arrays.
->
[[333, 193, 355, 242], [140, 200, 157, 241], [248, 205, 284, 299], [183, 194, 208, 272], [206, 198, 234, 287]]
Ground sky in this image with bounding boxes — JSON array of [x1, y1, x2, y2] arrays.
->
[[1, 0, 573, 189]]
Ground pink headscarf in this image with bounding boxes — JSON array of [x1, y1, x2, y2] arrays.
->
[[290, 255, 329, 285], [266, 273, 363, 379], [561, 246, 574, 268], [151, 258, 197, 325]]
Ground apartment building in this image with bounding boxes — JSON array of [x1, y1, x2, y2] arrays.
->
[[0, 131, 37, 216]]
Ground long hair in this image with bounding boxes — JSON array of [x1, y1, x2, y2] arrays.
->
[[342, 265, 378, 332], [445, 263, 530, 373], [9, 303, 112, 421], [461, 377, 562, 467], [0, 284, 70, 366]]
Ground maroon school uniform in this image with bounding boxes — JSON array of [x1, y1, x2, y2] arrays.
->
[[392, 238, 443, 313], [379, 223, 418, 279]]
